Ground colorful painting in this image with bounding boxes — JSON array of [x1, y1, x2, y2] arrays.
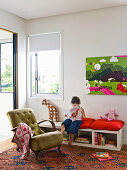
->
[[86, 55, 127, 95]]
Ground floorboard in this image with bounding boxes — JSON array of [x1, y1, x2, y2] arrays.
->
[[0, 138, 15, 153]]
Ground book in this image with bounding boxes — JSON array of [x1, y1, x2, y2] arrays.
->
[[75, 136, 90, 143], [94, 133, 98, 145], [63, 134, 69, 141], [95, 152, 109, 158], [63, 137, 69, 141], [92, 154, 113, 161]]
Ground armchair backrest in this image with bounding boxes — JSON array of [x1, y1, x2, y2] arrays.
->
[[7, 108, 45, 136]]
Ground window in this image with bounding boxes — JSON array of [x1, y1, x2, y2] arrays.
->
[[29, 32, 63, 98]]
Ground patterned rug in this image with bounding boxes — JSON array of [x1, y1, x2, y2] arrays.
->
[[0, 145, 127, 170]]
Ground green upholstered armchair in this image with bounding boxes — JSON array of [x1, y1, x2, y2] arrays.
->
[[7, 108, 63, 157]]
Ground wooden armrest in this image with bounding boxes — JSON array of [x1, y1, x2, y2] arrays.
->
[[37, 120, 56, 131], [11, 127, 17, 131]]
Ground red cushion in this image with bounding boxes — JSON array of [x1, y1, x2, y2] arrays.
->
[[90, 119, 124, 131], [80, 118, 96, 129]]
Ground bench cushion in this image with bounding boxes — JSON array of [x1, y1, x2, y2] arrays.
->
[[90, 119, 124, 131], [80, 118, 96, 129]]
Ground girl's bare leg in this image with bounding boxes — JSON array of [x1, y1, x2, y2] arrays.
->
[[68, 133, 73, 145], [61, 124, 65, 134]]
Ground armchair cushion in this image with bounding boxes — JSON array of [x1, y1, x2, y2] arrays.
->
[[31, 131, 63, 152]]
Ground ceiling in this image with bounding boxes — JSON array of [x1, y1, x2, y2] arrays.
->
[[0, 0, 127, 20]]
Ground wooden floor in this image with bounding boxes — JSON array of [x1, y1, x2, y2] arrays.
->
[[0, 138, 16, 153]]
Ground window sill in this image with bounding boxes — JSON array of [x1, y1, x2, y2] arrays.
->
[[30, 93, 63, 100]]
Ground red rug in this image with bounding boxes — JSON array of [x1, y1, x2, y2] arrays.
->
[[0, 145, 127, 170]]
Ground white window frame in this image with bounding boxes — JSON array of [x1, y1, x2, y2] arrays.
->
[[27, 32, 63, 100]]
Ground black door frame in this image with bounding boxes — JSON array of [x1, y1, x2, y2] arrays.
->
[[13, 34, 18, 109], [0, 28, 18, 109]]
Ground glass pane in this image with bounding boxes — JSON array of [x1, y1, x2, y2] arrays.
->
[[31, 50, 60, 94], [38, 50, 60, 94], [31, 53, 35, 95], [1, 43, 13, 92]]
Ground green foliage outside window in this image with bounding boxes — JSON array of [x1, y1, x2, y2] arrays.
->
[[1, 65, 13, 92], [50, 81, 59, 93]]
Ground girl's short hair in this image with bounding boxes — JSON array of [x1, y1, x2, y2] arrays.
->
[[71, 96, 81, 104]]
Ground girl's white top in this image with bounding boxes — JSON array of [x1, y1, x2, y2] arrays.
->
[[67, 106, 82, 121]]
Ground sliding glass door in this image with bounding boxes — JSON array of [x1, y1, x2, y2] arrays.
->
[[0, 29, 18, 142]]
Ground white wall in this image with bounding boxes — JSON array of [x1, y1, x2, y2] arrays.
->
[[26, 6, 127, 143], [0, 9, 26, 139], [0, 9, 27, 108]]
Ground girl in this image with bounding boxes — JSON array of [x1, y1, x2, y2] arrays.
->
[[61, 96, 86, 145]]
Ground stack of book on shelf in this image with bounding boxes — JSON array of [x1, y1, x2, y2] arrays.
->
[[75, 136, 90, 144], [94, 133, 116, 147], [63, 134, 69, 141], [94, 132, 106, 146], [92, 152, 113, 161], [105, 139, 116, 147]]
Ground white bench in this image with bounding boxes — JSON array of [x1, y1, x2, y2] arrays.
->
[[39, 121, 123, 151]]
